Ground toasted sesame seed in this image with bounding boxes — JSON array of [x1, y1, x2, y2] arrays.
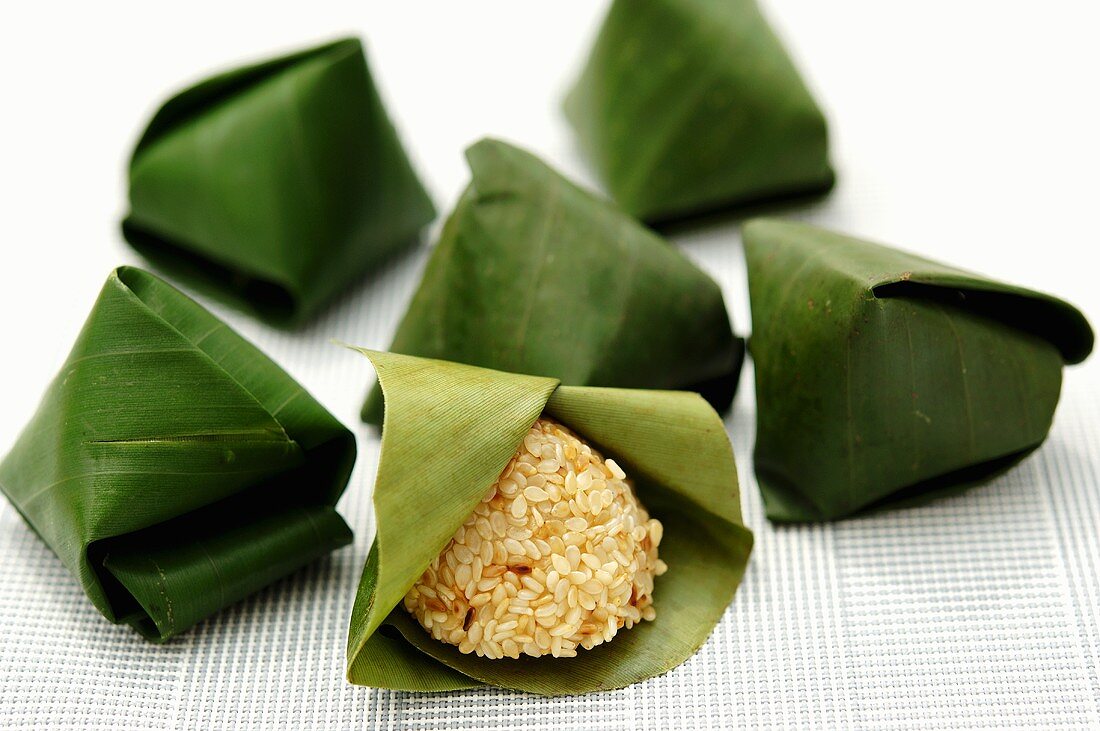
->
[[453, 544, 474, 564], [580, 580, 604, 595], [522, 539, 541, 559], [649, 520, 664, 546], [402, 417, 664, 659], [524, 485, 549, 502], [565, 517, 588, 532]]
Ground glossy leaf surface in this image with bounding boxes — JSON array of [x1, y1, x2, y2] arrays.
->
[[361, 139, 743, 424], [744, 219, 1093, 521], [565, 0, 834, 225], [0, 268, 356, 639], [123, 38, 435, 326]]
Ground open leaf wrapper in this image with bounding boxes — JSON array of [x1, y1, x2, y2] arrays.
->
[[347, 351, 752, 695], [122, 37, 435, 327], [361, 139, 744, 425], [0, 267, 356, 640], [564, 0, 834, 226], [744, 219, 1093, 522]]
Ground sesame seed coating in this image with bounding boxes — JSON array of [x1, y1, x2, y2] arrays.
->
[[403, 418, 667, 659]]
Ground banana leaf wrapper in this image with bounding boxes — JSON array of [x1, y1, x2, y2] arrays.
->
[[122, 37, 435, 327], [744, 219, 1094, 522], [564, 0, 834, 226], [361, 138, 744, 425], [0, 267, 356, 640], [347, 351, 752, 695]]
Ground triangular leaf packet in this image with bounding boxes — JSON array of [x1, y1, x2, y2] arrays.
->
[[347, 351, 752, 695], [361, 138, 744, 424], [122, 37, 435, 327], [0, 267, 356, 639], [744, 219, 1093, 521], [564, 0, 834, 225]]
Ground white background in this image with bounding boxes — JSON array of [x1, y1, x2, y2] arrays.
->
[[1, 2, 1098, 729]]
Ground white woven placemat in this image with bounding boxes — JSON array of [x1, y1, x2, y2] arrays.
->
[[1, 2, 1098, 729]]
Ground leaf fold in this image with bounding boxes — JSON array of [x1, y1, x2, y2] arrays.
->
[[0, 267, 356, 639], [565, 0, 834, 224], [744, 218, 1093, 521], [122, 37, 435, 326], [361, 138, 744, 424]]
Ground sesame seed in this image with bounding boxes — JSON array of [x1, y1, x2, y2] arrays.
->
[[565, 517, 588, 532], [649, 521, 664, 546], [524, 486, 549, 502], [581, 553, 602, 571]]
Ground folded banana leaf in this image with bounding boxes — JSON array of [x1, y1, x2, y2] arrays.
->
[[564, 0, 834, 226], [122, 37, 435, 327], [0, 267, 356, 640], [360, 138, 744, 425], [744, 219, 1094, 522], [347, 350, 752, 695]]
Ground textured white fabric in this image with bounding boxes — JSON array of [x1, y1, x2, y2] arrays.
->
[[2, 1, 1099, 729]]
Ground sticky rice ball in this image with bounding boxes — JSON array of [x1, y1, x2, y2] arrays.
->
[[403, 417, 666, 659]]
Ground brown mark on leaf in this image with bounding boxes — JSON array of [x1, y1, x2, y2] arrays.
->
[[900, 271, 912, 281], [808, 298, 815, 310]]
